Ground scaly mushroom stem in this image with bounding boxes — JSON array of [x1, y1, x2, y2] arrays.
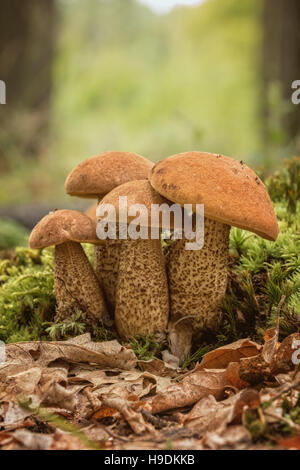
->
[[54, 241, 109, 325], [94, 195, 122, 313], [167, 217, 230, 362], [94, 239, 122, 313], [115, 238, 169, 339]]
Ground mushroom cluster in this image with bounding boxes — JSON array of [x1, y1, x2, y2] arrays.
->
[[29, 150, 278, 364]]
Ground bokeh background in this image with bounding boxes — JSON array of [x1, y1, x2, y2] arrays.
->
[[0, 0, 299, 242]]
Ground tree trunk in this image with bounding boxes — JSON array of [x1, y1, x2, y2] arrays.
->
[[262, 0, 300, 154], [0, 0, 56, 165]]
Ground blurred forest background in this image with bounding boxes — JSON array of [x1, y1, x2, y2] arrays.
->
[[0, 0, 299, 221]]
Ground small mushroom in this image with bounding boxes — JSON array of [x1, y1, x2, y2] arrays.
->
[[29, 210, 109, 325], [64, 151, 153, 313], [98, 180, 170, 339], [150, 151, 279, 362]]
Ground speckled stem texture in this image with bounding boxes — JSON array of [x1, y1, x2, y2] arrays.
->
[[54, 241, 108, 324], [94, 240, 122, 313], [115, 238, 169, 339], [167, 217, 230, 357]]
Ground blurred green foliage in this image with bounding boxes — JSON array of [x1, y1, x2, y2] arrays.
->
[[1, 0, 263, 205], [52, 0, 261, 162], [0, 218, 29, 250]]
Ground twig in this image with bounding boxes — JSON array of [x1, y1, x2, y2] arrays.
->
[[268, 378, 300, 404], [94, 424, 130, 443], [275, 295, 286, 330], [141, 409, 169, 429], [264, 410, 300, 431]]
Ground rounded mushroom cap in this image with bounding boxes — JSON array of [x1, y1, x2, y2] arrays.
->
[[84, 202, 97, 221], [97, 179, 175, 229], [150, 151, 279, 241], [29, 209, 102, 249], [65, 151, 154, 198]]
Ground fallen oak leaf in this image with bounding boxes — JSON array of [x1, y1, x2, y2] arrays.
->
[[90, 405, 119, 420], [202, 425, 252, 450], [239, 320, 282, 385], [184, 394, 222, 424], [39, 368, 80, 411], [185, 389, 260, 435], [225, 362, 249, 390], [145, 369, 226, 414], [101, 396, 153, 434], [0, 432, 14, 448], [140, 357, 180, 378], [50, 430, 92, 450], [0, 366, 42, 398], [12, 429, 53, 450], [0, 400, 33, 427], [198, 339, 261, 370], [277, 433, 300, 450], [4, 336, 136, 370], [70, 367, 172, 401]]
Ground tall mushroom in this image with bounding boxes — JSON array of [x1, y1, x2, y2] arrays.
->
[[29, 210, 109, 326], [97, 180, 170, 339], [150, 151, 279, 362], [64, 151, 153, 312]]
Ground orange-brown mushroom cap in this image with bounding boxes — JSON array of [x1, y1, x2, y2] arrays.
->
[[97, 179, 175, 229], [29, 210, 102, 249], [150, 151, 279, 241], [65, 151, 154, 198], [84, 202, 97, 221]]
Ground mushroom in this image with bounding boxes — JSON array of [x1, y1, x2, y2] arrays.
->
[[64, 151, 153, 313], [150, 151, 279, 362], [97, 180, 170, 339], [84, 202, 97, 220], [29, 210, 109, 325]]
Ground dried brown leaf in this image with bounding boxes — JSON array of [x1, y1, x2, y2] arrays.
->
[[202, 425, 252, 450], [4, 335, 136, 370], [185, 389, 260, 436], [198, 339, 261, 370], [101, 396, 153, 434], [225, 362, 249, 390], [146, 369, 226, 414]]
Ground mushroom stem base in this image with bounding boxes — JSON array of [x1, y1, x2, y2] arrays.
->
[[167, 217, 230, 361], [115, 238, 169, 339], [54, 241, 109, 325], [94, 239, 122, 314]]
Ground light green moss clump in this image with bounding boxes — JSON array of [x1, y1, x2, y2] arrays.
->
[[0, 247, 55, 343]]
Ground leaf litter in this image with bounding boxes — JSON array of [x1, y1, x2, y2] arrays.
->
[[1, 324, 300, 450]]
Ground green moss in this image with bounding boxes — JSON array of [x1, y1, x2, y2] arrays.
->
[[130, 334, 163, 361], [0, 247, 55, 343], [267, 156, 300, 213]]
